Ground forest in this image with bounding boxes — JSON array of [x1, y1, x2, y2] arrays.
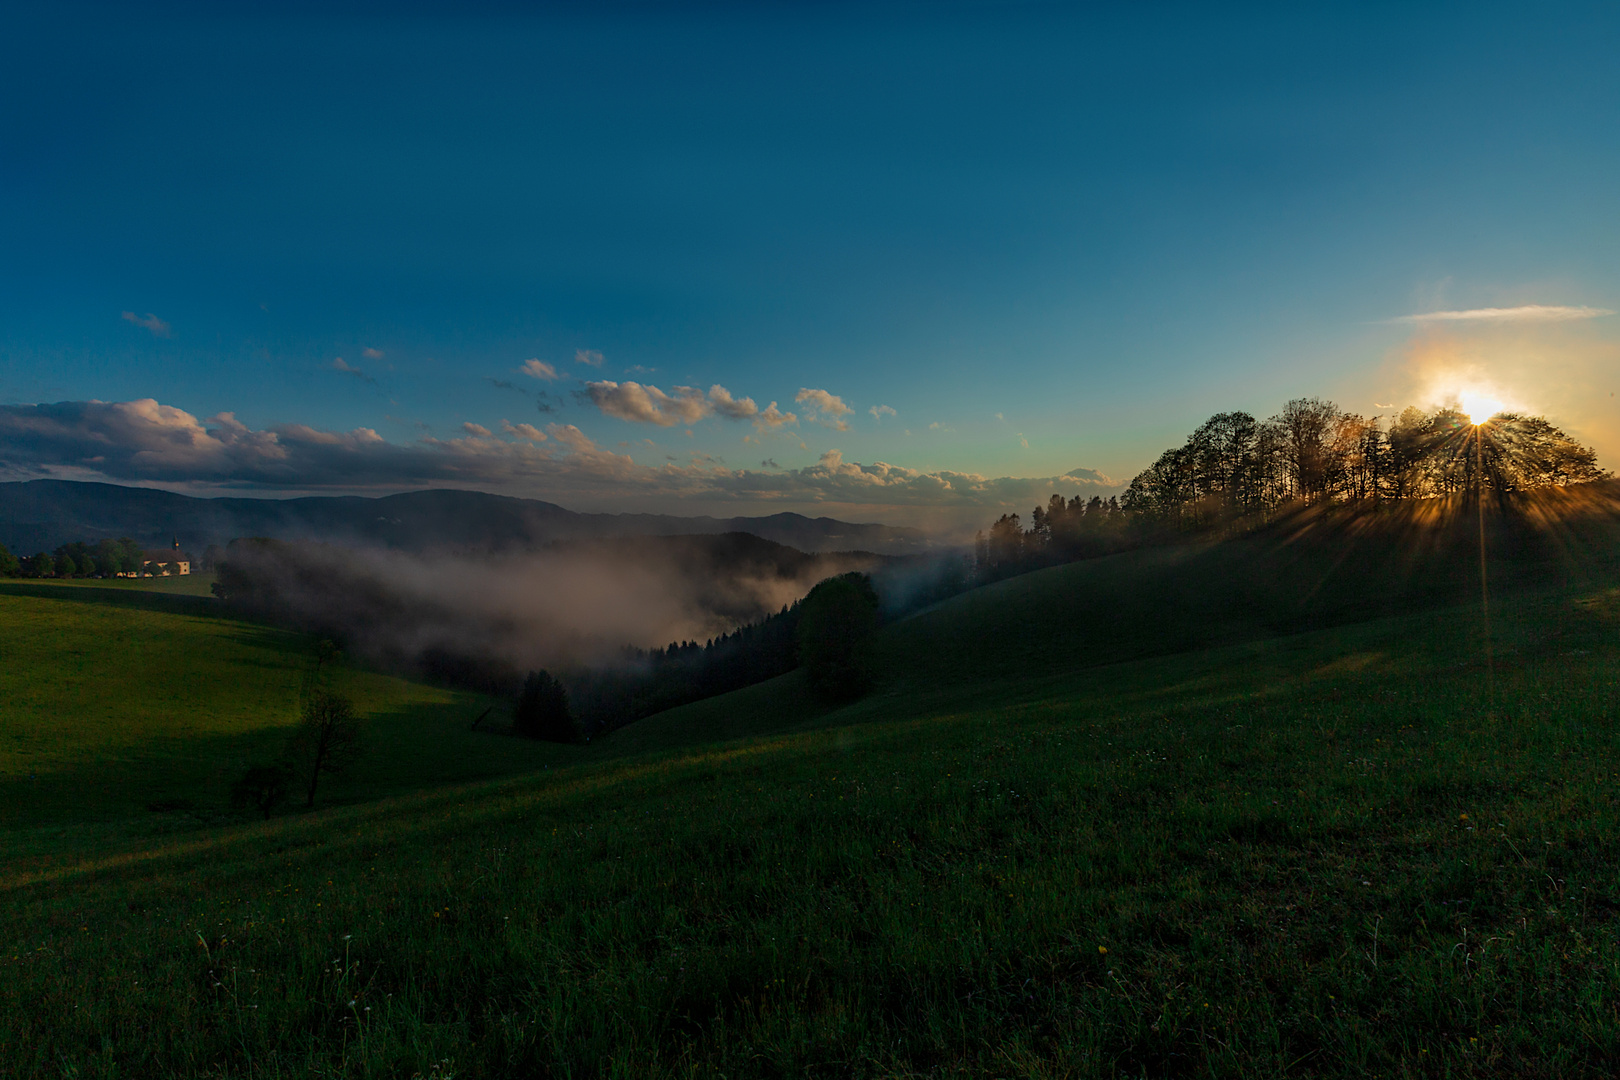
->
[[975, 397, 1606, 577]]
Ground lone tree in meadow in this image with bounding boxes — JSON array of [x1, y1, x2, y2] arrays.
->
[[513, 669, 580, 743], [796, 572, 881, 702], [288, 690, 364, 808]]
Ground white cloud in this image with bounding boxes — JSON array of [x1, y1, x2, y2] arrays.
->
[[1393, 305, 1615, 323], [585, 381, 711, 426], [520, 358, 558, 381], [796, 388, 852, 431], [753, 402, 797, 431], [707, 385, 759, 420], [869, 404, 897, 421], [708, 385, 798, 431], [462, 422, 493, 438], [362, 347, 385, 359], [501, 419, 547, 442], [575, 349, 605, 367], [120, 311, 172, 338]]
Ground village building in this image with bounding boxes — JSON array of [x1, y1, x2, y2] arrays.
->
[[142, 537, 192, 576]]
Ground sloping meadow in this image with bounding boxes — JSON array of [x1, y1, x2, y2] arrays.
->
[[7, 567, 1620, 1076]]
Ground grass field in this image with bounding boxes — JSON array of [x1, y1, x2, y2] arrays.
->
[[0, 580, 573, 872], [5, 501, 1620, 1076]]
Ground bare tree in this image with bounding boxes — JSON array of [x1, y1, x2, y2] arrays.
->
[[288, 691, 363, 808]]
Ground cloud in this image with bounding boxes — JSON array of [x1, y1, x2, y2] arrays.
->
[[485, 377, 522, 393], [707, 385, 797, 431], [585, 381, 712, 426], [520, 358, 558, 381], [332, 358, 376, 384], [761, 458, 779, 469], [501, 419, 547, 442], [575, 349, 605, 367], [626, 364, 656, 375], [1392, 305, 1615, 323], [706, 385, 758, 420], [870, 404, 897, 421], [120, 312, 172, 338], [362, 347, 385, 360], [462, 422, 493, 437], [0, 399, 638, 491], [753, 402, 796, 430], [0, 397, 1123, 531], [796, 388, 852, 431]]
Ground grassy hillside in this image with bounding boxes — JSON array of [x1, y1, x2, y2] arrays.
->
[[6, 497, 1620, 1076], [0, 582, 573, 870]]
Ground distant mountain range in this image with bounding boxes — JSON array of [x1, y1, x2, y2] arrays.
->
[[0, 480, 932, 556]]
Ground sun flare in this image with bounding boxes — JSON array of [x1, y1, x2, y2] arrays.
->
[[1458, 390, 1505, 426]]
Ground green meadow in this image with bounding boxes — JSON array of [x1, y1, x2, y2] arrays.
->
[[5, 502, 1620, 1077]]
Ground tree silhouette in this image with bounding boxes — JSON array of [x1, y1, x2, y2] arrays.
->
[[288, 690, 363, 808], [796, 572, 880, 701], [513, 669, 579, 742]]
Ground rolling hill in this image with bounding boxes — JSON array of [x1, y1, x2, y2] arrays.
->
[[6, 489, 1620, 1077]]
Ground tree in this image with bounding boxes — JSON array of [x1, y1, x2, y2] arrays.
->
[[0, 542, 17, 577], [796, 572, 880, 702], [287, 690, 364, 808], [230, 764, 292, 820], [54, 552, 77, 578], [513, 669, 579, 742], [986, 513, 1024, 568]]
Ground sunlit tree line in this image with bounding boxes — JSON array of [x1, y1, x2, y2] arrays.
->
[[976, 398, 1606, 576]]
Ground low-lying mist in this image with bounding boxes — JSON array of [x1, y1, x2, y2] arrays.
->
[[214, 533, 888, 689]]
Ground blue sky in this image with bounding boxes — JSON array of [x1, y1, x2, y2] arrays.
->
[[3, 2, 1619, 529]]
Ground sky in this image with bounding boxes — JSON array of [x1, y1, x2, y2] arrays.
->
[[3, 1, 1619, 532]]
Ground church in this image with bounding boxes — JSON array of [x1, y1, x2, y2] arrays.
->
[[141, 537, 191, 576]]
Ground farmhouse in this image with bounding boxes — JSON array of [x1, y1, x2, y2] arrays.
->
[[142, 538, 191, 576]]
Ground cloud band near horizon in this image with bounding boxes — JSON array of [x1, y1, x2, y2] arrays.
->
[[1393, 304, 1615, 323], [0, 399, 1118, 526]]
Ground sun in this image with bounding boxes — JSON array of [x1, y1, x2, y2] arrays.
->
[[1458, 390, 1505, 426]]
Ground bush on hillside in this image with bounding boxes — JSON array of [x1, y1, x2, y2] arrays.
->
[[796, 572, 880, 702]]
